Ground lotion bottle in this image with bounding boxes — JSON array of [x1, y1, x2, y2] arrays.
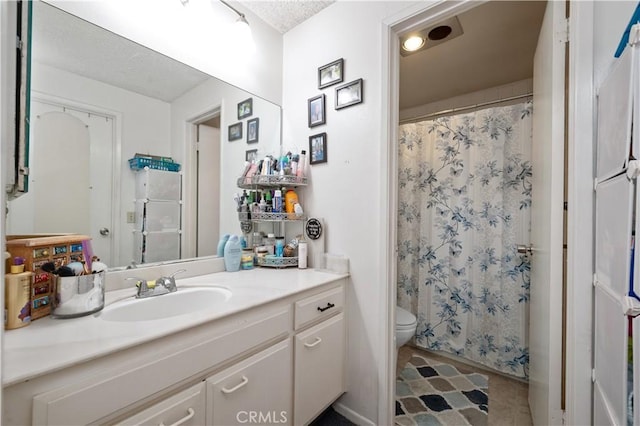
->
[[223, 235, 242, 272], [217, 234, 230, 257], [296, 150, 306, 178], [298, 240, 308, 269]]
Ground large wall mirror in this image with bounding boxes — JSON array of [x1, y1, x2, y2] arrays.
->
[[5, 0, 282, 270]]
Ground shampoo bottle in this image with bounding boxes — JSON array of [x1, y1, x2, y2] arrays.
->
[[298, 240, 308, 269], [224, 235, 242, 272], [297, 150, 306, 178], [217, 234, 230, 257]]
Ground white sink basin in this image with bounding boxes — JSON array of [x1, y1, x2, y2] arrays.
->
[[98, 287, 232, 322]]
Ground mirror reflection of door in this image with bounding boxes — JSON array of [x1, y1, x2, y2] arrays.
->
[[6, 99, 115, 266], [196, 115, 221, 257]]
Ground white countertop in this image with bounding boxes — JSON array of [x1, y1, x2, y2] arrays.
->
[[3, 268, 348, 387]]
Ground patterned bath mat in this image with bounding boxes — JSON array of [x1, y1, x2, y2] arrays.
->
[[395, 354, 488, 426]]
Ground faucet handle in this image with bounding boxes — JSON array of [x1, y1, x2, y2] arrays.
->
[[169, 269, 187, 279], [158, 269, 186, 292]]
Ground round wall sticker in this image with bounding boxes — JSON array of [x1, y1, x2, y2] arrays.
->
[[305, 218, 323, 240]]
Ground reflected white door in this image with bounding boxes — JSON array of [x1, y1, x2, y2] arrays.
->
[[528, 0, 566, 424], [7, 99, 115, 265], [197, 123, 221, 257]]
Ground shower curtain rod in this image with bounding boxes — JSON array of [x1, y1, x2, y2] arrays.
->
[[399, 92, 533, 124]]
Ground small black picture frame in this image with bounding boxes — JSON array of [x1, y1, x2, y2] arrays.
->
[[335, 78, 364, 110], [246, 149, 258, 163], [318, 58, 344, 89], [308, 94, 326, 128], [247, 118, 259, 143], [228, 122, 243, 141], [237, 98, 253, 119], [309, 132, 327, 165]]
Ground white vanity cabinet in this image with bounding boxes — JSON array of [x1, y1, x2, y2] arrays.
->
[[3, 275, 347, 426], [293, 287, 346, 425], [206, 340, 292, 425]]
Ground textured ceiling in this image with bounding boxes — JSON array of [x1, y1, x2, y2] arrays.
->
[[32, 1, 211, 102], [399, 1, 547, 110], [239, 0, 334, 34]]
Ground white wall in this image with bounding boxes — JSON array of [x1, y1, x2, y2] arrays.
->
[[28, 63, 172, 267], [400, 78, 533, 122], [44, 0, 283, 105], [593, 1, 638, 88], [169, 78, 281, 258], [282, 2, 414, 423]]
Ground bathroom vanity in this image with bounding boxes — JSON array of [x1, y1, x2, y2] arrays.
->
[[3, 267, 348, 425]]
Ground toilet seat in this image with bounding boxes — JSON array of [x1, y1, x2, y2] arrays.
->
[[396, 306, 417, 327]]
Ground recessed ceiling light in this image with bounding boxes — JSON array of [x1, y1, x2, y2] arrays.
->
[[402, 35, 425, 52]]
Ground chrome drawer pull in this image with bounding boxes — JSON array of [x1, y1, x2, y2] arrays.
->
[[221, 376, 249, 394], [304, 337, 322, 348], [317, 302, 335, 312], [159, 407, 195, 426]]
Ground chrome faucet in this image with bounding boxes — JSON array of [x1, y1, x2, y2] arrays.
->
[[127, 269, 186, 299]]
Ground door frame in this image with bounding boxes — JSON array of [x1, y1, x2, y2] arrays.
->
[[380, 1, 595, 425], [182, 105, 222, 260]]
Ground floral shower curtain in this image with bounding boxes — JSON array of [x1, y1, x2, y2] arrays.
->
[[397, 101, 533, 379]]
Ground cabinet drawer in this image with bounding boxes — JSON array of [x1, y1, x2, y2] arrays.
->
[[206, 340, 292, 426], [294, 286, 343, 330], [116, 382, 205, 426], [294, 313, 345, 425]]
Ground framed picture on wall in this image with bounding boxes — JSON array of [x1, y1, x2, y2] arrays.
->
[[335, 78, 363, 110], [309, 132, 327, 165], [228, 122, 243, 141], [246, 149, 258, 163], [308, 94, 326, 128], [247, 118, 259, 143], [318, 58, 344, 89], [238, 98, 253, 119]]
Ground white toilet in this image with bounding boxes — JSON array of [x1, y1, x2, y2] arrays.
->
[[395, 306, 417, 351]]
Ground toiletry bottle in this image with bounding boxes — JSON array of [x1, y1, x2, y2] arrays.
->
[[265, 191, 273, 212], [223, 235, 242, 272], [291, 155, 299, 176], [273, 190, 283, 213], [298, 239, 308, 269], [284, 189, 299, 215], [275, 237, 285, 257], [297, 150, 306, 178], [265, 233, 276, 255], [5, 270, 32, 329], [259, 195, 267, 212], [217, 234, 230, 257]]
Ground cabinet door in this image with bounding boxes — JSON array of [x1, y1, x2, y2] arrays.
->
[[294, 312, 345, 425], [206, 340, 292, 426], [116, 382, 205, 426]]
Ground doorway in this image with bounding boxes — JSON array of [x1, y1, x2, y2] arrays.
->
[[194, 111, 221, 257], [6, 97, 116, 266], [385, 1, 567, 424]]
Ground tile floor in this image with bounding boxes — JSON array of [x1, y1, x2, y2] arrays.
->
[[398, 345, 532, 426]]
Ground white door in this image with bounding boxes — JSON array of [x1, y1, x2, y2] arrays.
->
[[528, 0, 566, 424], [7, 99, 115, 265], [197, 123, 221, 256]]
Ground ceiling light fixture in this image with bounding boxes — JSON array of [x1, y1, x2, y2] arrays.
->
[[402, 35, 425, 52], [220, 0, 255, 52], [399, 16, 464, 57]]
